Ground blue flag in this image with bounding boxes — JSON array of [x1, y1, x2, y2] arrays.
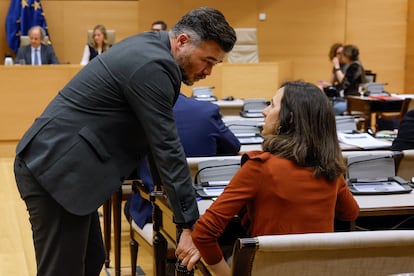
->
[[6, 0, 50, 53]]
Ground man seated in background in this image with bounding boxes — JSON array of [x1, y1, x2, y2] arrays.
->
[[15, 25, 59, 65], [125, 93, 241, 230], [391, 109, 414, 151], [151, 20, 168, 32]]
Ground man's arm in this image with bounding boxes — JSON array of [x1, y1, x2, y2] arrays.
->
[[125, 60, 199, 225]]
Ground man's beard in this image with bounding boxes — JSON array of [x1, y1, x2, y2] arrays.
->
[[177, 53, 194, 86]]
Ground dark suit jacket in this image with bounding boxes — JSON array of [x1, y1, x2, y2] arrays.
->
[[391, 109, 414, 151], [174, 94, 241, 156], [127, 94, 241, 227], [15, 44, 59, 64], [15, 31, 199, 225]]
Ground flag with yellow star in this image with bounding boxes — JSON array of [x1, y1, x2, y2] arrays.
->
[[6, 0, 50, 53]]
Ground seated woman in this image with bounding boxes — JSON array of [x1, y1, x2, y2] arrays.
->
[[320, 42, 345, 93], [80, 24, 111, 65], [333, 44, 367, 114], [190, 81, 360, 275]]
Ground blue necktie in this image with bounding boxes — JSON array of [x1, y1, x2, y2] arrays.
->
[[34, 49, 39, 65]]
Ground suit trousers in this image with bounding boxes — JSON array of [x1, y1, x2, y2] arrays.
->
[[14, 157, 106, 276]]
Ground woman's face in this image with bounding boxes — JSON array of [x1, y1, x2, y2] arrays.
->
[[93, 30, 104, 45], [262, 87, 284, 136]]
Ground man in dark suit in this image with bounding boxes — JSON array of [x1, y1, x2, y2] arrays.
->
[[126, 93, 241, 229], [15, 25, 59, 65], [391, 109, 414, 150], [13, 7, 236, 275]]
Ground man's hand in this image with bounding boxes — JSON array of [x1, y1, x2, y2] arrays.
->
[[175, 229, 201, 271]]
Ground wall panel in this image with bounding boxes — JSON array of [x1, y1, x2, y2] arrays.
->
[[405, 0, 414, 93], [346, 0, 407, 93], [0, 0, 411, 94]]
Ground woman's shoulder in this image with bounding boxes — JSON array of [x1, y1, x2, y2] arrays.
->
[[242, 151, 275, 164]]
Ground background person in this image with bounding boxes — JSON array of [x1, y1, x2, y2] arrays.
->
[[15, 25, 59, 65], [13, 7, 236, 275], [80, 24, 111, 65], [320, 42, 345, 91], [391, 109, 414, 151], [125, 93, 241, 229], [151, 20, 168, 32], [332, 44, 367, 114], [191, 81, 359, 275]]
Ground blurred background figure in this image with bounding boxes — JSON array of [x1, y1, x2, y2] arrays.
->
[[332, 44, 367, 115], [15, 25, 59, 65], [151, 20, 167, 31], [320, 42, 345, 90], [391, 109, 414, 151], [80, 24, 111, 65]]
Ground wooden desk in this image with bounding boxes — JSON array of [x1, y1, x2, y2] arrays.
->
[[151, 190, 414, 275], [0, 65, 82, 141], [152, 149, 412, 275], [346, 96, 403, 131], [214, 99, 244, 116]]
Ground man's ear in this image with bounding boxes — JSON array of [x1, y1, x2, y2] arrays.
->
[[177, 33, 190, 48]]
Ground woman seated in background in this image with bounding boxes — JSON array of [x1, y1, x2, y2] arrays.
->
[[80, 24, 111, 65], [333, 44, 367, 114], [320, 42, 346, 92], [190, 81, 360, 276]]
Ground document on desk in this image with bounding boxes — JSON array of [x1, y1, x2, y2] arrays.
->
[[337, 132, 392, 149]]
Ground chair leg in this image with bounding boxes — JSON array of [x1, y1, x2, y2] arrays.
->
[[103, 199, 112, 268], [130, 239, 139, 276], [112, 187, 122, 276]]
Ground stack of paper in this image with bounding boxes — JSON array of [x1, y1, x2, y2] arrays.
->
[[337, 132, 392, 149]]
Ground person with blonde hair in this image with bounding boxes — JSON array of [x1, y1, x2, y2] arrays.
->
[[80, 24, 111, 65]]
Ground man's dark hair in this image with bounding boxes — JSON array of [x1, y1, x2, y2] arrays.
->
[[152, 20, 167, 31], [170, 7, 236, 53]]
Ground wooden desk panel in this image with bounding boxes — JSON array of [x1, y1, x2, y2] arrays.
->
[[1, 63, 291, 142], [0, 65, 82, 141], [180, 61, 292, 100]]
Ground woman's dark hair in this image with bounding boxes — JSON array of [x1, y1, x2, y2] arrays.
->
[[342, 44, 360, 62], [170, 7, 236, 53], [262, 81, 346, 182]]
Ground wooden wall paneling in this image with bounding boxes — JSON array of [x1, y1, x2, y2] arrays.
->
[[137, 0, 183, 32], [0, 65, 82, 140], [220, 63, 287, 100], [405, 0, 414, 93], [346, 0, 407, 93], [38, 1, 139, 64], [0, 1, 411, 92], [256, 0, 346, 87], [0, 1, 10, 57], [41, 2, 65, 63]]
